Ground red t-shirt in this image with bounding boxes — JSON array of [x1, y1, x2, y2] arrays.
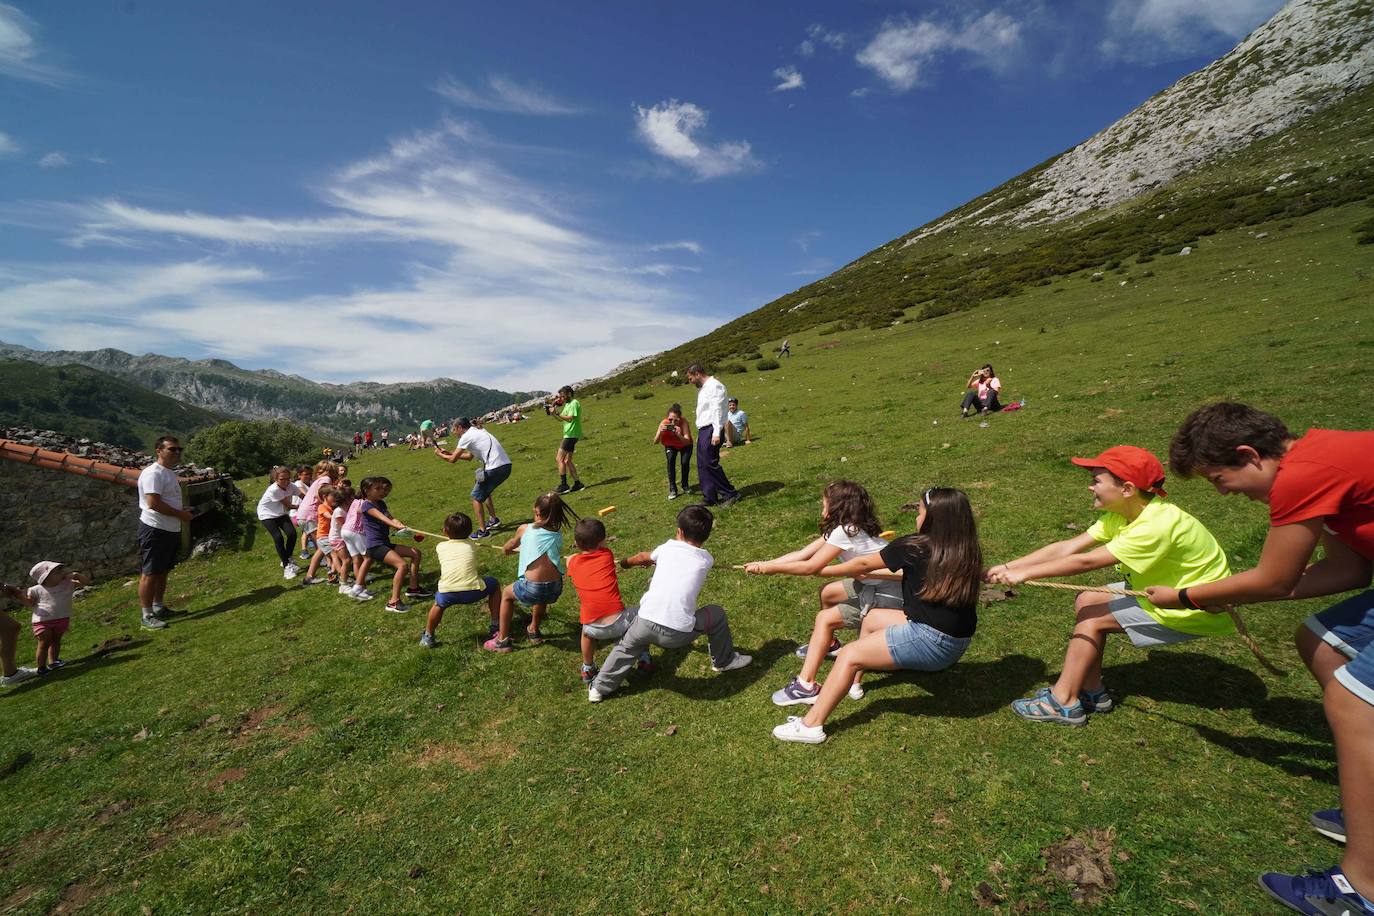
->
[[1269, 430, 1374, 560], [657, 418, 692, 449], [566, 548, 625, 624]]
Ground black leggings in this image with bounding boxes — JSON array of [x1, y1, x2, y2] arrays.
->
[[261, 515, 298, 566], [665, 446, 691, 490]]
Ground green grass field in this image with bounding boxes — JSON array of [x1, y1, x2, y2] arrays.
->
[[2, 200, 1373, 913]]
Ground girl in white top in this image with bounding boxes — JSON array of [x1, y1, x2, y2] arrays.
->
[[257, 466, 301, 578], [744, 480, 903, 702]]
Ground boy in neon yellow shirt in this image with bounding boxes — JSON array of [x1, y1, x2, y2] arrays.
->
[[987, 445, 1231, 726]]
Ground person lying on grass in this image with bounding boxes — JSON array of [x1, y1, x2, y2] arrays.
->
[[743, 479, 903, 705], [420, 512, 500, 649], [772, 487, 982, 745], [1143, 403, 1374, 914], [588, 504, 751, 702], [567, 517, 653, 685], [987, 445, 1231, 727], [356, 476, 430, 614]]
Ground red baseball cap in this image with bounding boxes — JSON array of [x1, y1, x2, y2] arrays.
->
[[1070, 446, 1168, 497]]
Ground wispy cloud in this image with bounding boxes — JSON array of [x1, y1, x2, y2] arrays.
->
[[772, 65, 804, 92], [633, 99, 760, 180], [1100, 0, 1283, 61], [433, 74, 581, 116], [794, 229, 822, 253], [649, 240, 703, 255], [0, 4, 67, 85], [1, 120, 714, 390], [0, 130, 18, 156], [799, 23, 846, 57], [38, 150, 69, 168], [856, 11, 1021, 92]]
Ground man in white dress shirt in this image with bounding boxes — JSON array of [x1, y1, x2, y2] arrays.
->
[[685, 363, 740, 507]]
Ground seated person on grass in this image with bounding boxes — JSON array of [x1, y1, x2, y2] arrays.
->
[[1144, 403, 1374, 915], [988, 445, 1231, 727], [567, 518, 653, 685]]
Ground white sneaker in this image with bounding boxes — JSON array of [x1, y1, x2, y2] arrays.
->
[[773, 716, 826, 744], [711, 652, 752, 672], [338, 584, 354, 595], [302, 576, 327, 586], [848, 682, 866, 701], [352, 588, 376, 602], [1, 667, 38, 686], [588, 687, 604, 703], [283, 563, 300, 580]]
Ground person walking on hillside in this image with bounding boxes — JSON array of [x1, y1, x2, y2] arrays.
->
[[686, 363, 740, 507], [434, 417, 514, 538], [419, 419, 435, 449], [546, 385, 584, 494], [136, 436, 194, 630], [778, 338, 791, 358]]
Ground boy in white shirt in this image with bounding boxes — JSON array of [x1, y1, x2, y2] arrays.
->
[[588, 505, 750, 701]]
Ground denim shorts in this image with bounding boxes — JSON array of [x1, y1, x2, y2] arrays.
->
[[512, 576, 562, 608], [1307, 590, 1374, 707], [471, 463, 512, 502], [884, 621, 971, 672], [435, 576, 499, 608]]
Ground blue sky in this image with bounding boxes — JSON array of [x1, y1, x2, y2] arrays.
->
[[0, 0, 1283, 391]]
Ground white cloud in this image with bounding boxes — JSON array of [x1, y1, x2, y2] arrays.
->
[[633, 99, 760, 180], [0, 130, 18, 156], [0, 4, 66, 84], [772, 65, 804, 92], [649, 240, 703, 255], [0, 120, 715, 390], [434, 74, 581, 115], [795, 229, 822, 253], [1101, 0, 1283, 60], [38, 151, 69, 168], [856, 11, 1022, 92]]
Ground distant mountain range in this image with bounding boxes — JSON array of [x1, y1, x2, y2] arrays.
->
[[0, 342, 537, 436]]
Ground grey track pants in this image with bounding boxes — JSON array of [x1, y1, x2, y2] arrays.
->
[[591, 604, 734, 696]]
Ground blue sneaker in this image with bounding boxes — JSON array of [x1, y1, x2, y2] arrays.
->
[[794, 637, 841, 660], [485, 516, 501, 530], [1259, 866, 1374, 914], [1079, 686, 1115, 713], [469, 528, 491, 540], [1311, 809, 1347, 844], [1010, 689, 1086, 727]]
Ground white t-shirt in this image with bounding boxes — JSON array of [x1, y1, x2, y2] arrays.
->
[[457, 428, 512, 471], [28, 579, 75, 622], [638, 539, 714, 632], [826, 526, 890, 586], [137, 462, 183, 532], [257, 482, 294, 520], [328, 506, 346, 541]]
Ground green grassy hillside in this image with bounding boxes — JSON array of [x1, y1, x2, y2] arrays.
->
[[594, 82, 1374, 394], [1, 199, 1370, 912], [0, 360, 227, 450]]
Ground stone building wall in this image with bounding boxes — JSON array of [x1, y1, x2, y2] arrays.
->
[[0, 460, 143, 587]]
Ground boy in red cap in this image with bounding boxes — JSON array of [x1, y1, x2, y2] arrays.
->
[[1148, 403, 1374, 914], [987, 444, 1231, 726]]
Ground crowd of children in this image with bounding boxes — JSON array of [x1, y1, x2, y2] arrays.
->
[[6, 397, 1372, 913]]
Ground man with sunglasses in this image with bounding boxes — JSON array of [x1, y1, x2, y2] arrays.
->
[[136, 436, 194, 630]]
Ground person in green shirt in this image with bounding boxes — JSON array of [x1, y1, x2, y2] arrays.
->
[[546, 385, 584, 494], [986, 445, 1231, 727]]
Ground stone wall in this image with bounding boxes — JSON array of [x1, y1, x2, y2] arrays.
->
[[0, 460, 143, 587]]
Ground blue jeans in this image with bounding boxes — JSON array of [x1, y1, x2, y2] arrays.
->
[[884, 621, 970, 671], [471, 463, 512, 502], [512, 576, 562, 608]]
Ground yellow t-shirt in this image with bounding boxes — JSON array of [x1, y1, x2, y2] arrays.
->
[[1087, 499, 1234, 636], [436, 540, 482, 593]]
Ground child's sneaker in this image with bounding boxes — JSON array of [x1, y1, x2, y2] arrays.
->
[[526, 630, 546, 646], [47, 659, 65, 671], [483, 636, 513, 653], [419, 632, 436, 649], [848, 681, 865, 701], [568, 481, 585, 492], [712, 652, 752, 672], [795, 637, 841, 659], [580, 664, 598, 685], [1310, 808, 1347, 844], [667, 489, 679, 500], [302, 576, 327, 586], [772, 677, 821, 706], [1, 667, 38, 686], [338, 583, 354, 595], [141, 613, 167, 630], [283, 563, 300, 580], [555, 483, 570, 494], [588, 686, 604, 702], [1259, 866, 1374, 915], [326, 573, 339, 585], [385, 600, 409, 613], [1010, 689, 1086, 727], [405, 587, 434, 599], [772, 716, 826, 744], [488, 620, 500, 640], [485, 516, 501, 530], [298, 549, 311, 561], [469, 528, 490, 540], [351, 587, 376, 601], [1079, 686, 1115, 713]]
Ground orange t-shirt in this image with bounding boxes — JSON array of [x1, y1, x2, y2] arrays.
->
[[1269, 430, 1374, 560], [566, 548, 625, 624], [317, 503, 332, 540]]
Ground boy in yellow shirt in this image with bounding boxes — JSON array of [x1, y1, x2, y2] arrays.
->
[[421, 513, 501, 648], [987, 445, 1231, 726]]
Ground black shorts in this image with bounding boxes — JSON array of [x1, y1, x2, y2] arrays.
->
[[367, 543, 396, 563], [560, 437, 578, 453], [138, 522, 180, 575]]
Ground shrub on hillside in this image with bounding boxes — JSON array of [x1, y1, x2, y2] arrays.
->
[[188, 419, 318, 478], [720, 363, 747, 374], [756, 359, 781, 371], [632, 391, 654, 400], [742, 352, 763, 361], [1355, 215, 1374, 245]]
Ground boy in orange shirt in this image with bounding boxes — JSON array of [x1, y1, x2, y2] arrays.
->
[[567, 518, 652, 685]]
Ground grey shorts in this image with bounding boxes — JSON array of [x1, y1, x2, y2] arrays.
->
[[1105, 584, 1199, 648], [835, 578, 905, 629], [582, 606, 639, 642]]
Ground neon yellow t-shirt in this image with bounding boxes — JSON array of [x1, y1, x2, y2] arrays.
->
[[561, 399, 582, 439], [1087, 499, 1234, 636], [436, 540, 482, 593]]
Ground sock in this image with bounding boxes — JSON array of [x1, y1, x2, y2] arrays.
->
[[798, 678, 815, 690], [141, 606, 154, 618], [560, 474, 568, 486], [582, 663, 595, 671]]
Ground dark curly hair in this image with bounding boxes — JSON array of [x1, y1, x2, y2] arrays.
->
[[1169, 402, 1293, 477], [819, 480, 883, 540]]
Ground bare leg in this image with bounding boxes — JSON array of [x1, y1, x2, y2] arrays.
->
[[138, 572, 166, 609], [1297, 623, 1348, 687], [485, 582, 500, 629], [801, 631, 898, 728], [1327, 678, 1374, 897], [0, 614, 18, 676], [498, 584, 518, 640], [1050, 595, 1123, 706], [799, 607, 846, 684], [581, 632, 596, 666], [528, 603, 547, 636], [51, 631, 64, 663], [425, 603, 443, 636], [382, 551, 406, 603], [471, 497, 489, 531]]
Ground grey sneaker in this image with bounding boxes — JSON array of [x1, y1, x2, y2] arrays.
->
[[712, 652, 752, 672], [302, 576, 327, 586], [795, 637, 841, 659], [351, 588, 376, 602], [385, 600, 409, 614], [1, 667, 39, 686], [1079, 686, 1115, 713], [419, 632, 436, 649], [141, 614, 168, 630], [771, 677, 821, 706]]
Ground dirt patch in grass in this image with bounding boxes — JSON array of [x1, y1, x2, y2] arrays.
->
[[92, 799, 137, 824], [1037, 828, 1122, 904], [980, 586, 1018, 604], [1, 885, 41, 910], [90, 634, 133, 655], [147, 812, 225, 853], [239, 703, 285, 731], [815, 340, 841, 349], [208, 767, 247, 790], [412, 715, 521, 773], [51, 876, 113, 914], [0, 826, 64, 868]]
